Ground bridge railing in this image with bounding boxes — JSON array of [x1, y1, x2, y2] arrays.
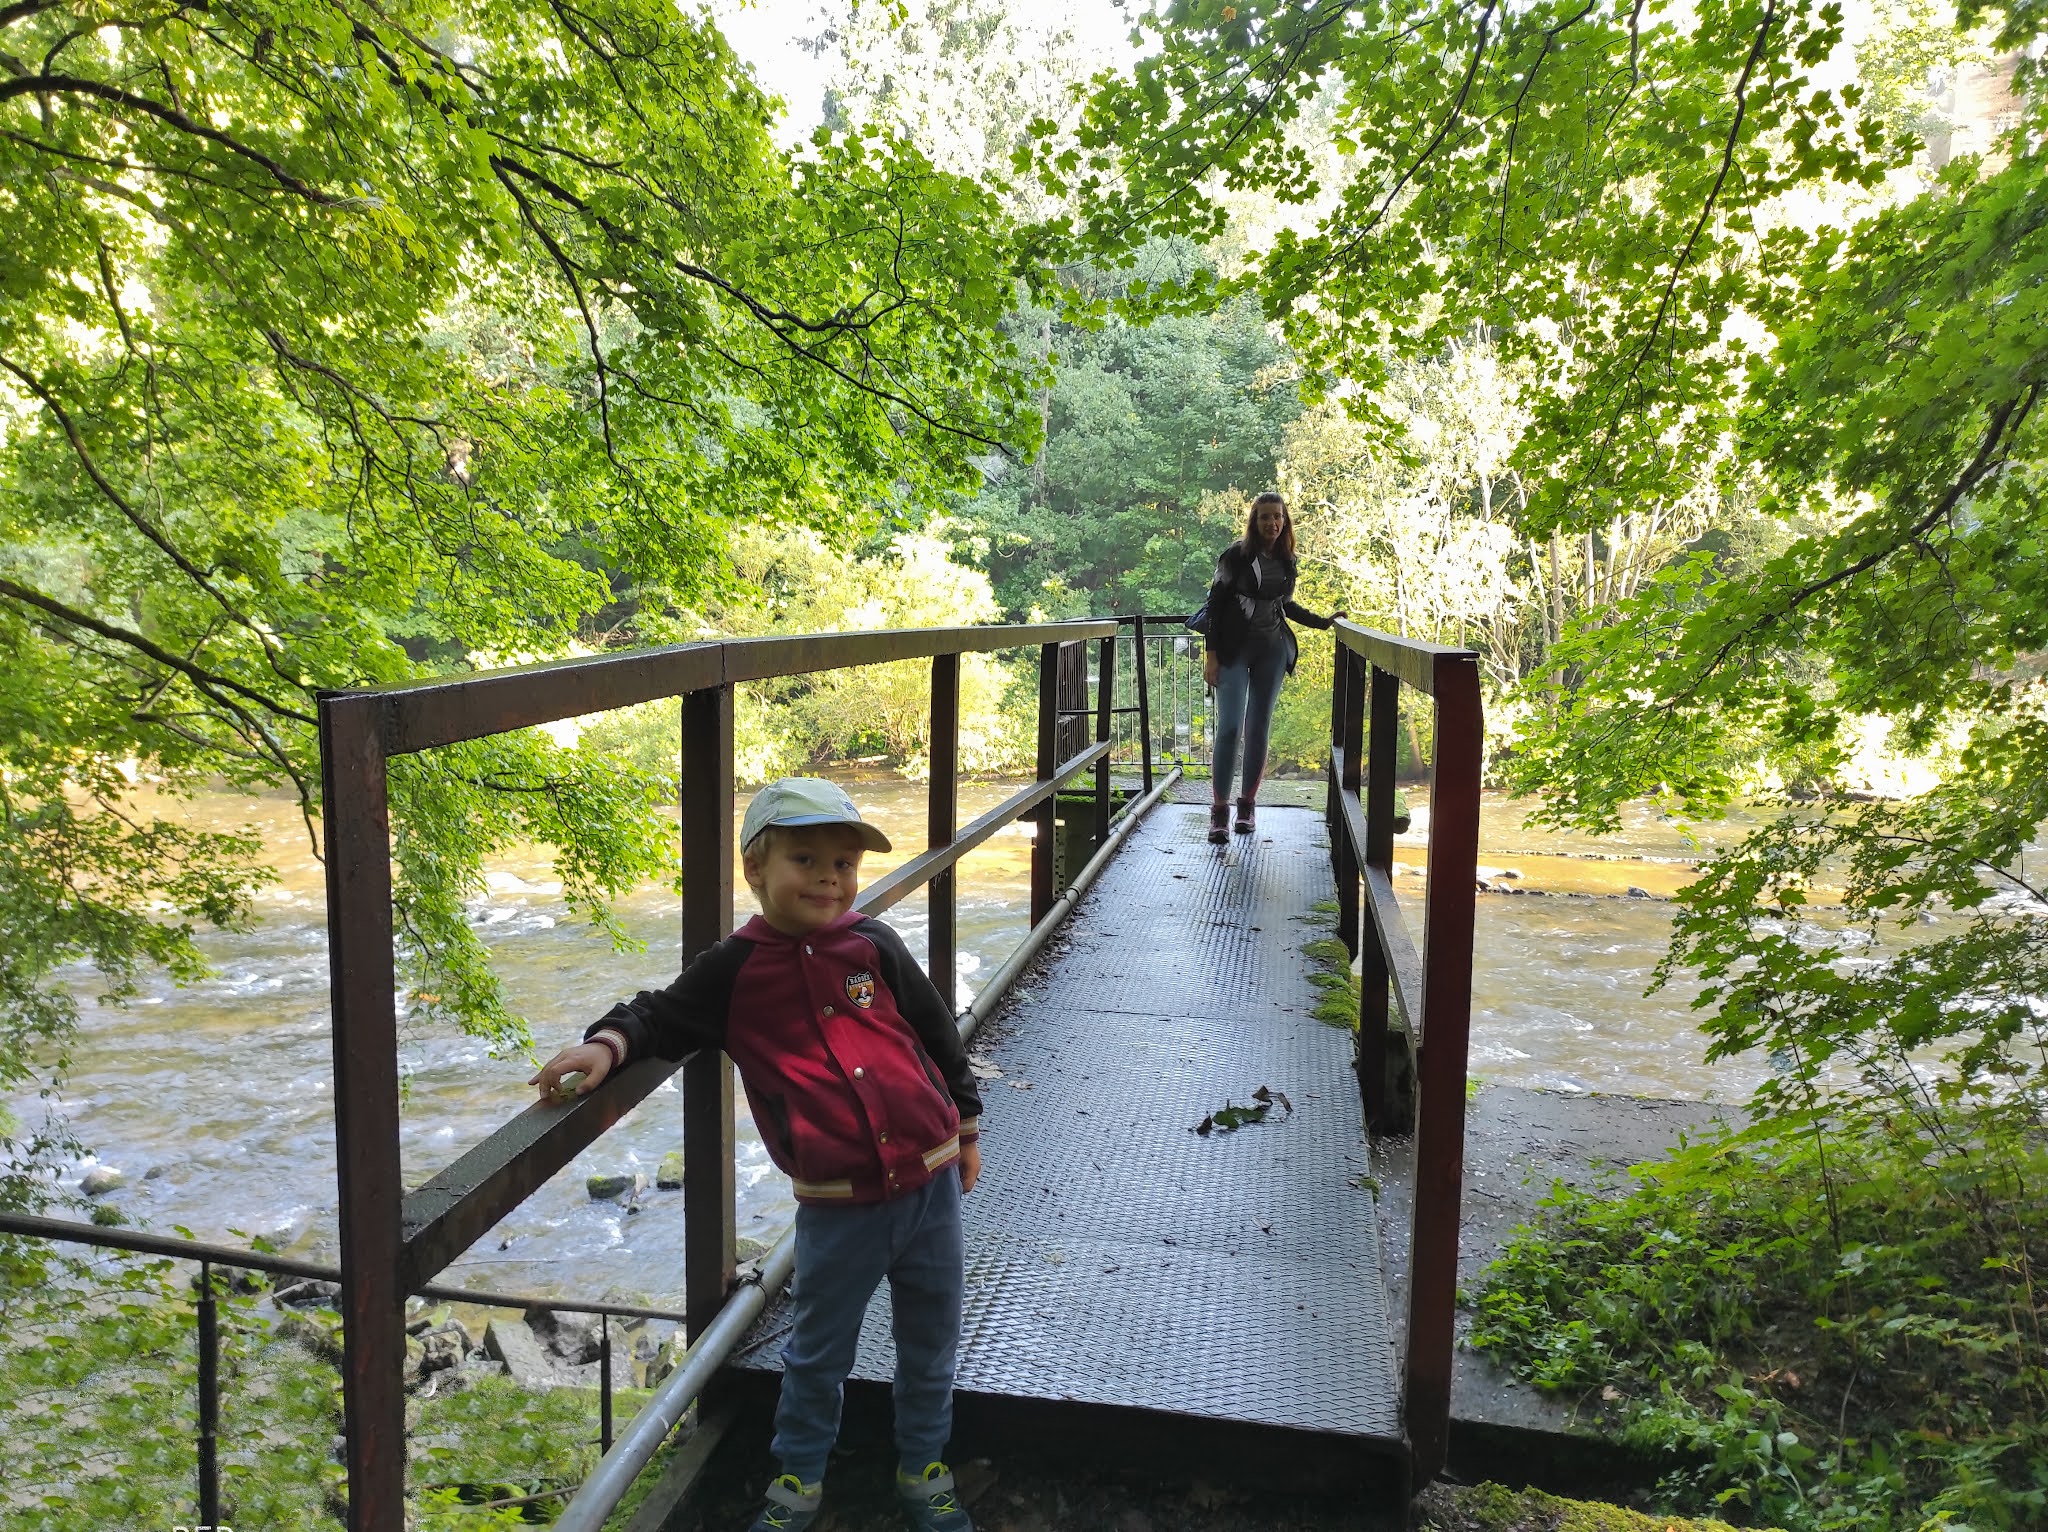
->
[[319, 620, 1140, 1531], [0, 1207, 687, 1527], [1101, 614, 1212, 783], [1324, 621, 1481, 1487]]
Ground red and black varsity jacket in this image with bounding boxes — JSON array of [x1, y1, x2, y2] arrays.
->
[[584, 911, 982, 1206]]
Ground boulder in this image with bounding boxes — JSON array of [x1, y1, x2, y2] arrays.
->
[[274, 1278, 341, 1309], [735, 1235, 771, 1263], [81, 1166, 124, 1197], [417, 1328, 465, 1376], [586, 1172, 636, 1200], [484, 1317, 559, 1389], [277, 1312, 345, 1366], [542, 1310, 603, 1365], [656, 1151, 686, 1189], [1626, 885, 1652, 898]]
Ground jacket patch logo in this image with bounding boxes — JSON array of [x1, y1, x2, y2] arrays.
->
[[844, 971, 875, 1009]]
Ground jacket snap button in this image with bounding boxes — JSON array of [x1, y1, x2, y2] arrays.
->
[[823, 1005, 835, 1016], [853, 1067, 865, 1079], [879, 1131, 888, 1143], [805, 945, 813, 955]]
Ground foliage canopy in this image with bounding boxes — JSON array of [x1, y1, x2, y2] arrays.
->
[[0, 0, 1044, 1198]]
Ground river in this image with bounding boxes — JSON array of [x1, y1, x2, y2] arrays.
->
[[12, 778, 1781, 1306]]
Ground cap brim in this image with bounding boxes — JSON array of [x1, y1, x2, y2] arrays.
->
[[764, 813, 892, 854]]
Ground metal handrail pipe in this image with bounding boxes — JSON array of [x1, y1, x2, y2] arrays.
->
[[553, 765, 1182, 1531], [552, 1234, 799, 1532], [958, 767, 1181, 1041], [0, 1208, 693, 1323]]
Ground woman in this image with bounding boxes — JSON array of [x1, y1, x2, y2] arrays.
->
[[1200, 492, 1338, 844]]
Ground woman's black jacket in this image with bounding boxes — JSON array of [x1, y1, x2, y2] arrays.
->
[[1201, 542, 1334, 673]]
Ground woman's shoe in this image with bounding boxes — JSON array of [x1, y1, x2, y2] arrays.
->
[[1208, 803, 1229, 843], [1234, 798, 1256, 834]]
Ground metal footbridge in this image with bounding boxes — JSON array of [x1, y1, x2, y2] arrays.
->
[[7, 616, 1481, 1529]]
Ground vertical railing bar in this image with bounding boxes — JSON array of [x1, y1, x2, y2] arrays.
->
[[1133, 617, 1154, 793], [1337, 648, 1365, 958], [681, 685, 737, 1344], [928, 653, 961, 1004], [600, 1317, 614, 1454], [1366, 666, 1398, 872], [1403, 655, 1483, 1485], [1093, 635, 1114, 846], [198, 1257, 220, 1528], [1361, 663, 1399, 1132], [1031, 642, 1059, 925], [319, 690, 407, 1532]]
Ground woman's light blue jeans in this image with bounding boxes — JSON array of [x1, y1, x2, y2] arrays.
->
[[770, 1166, 964, 1484], [1213, 629, 1290, 805]]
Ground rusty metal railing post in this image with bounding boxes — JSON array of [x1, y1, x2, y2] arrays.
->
[[1093, 635, 1115, 846], [1132, 616, 1154, 793], [929, 653, 960, 1003], [197, 1258, 220, 1527], [1031, 642, 1059, 925], [320, 689, 407, 1532], [1332, 649, 1365, 962], [600, 1319, 614, 1453], [1360, 663, 1397, 1132], [1403, 652, 1482, 1485], [681, 684, 736, 1343]]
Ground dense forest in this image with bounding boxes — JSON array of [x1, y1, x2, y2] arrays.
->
[[1, 0, 2043, 1524]]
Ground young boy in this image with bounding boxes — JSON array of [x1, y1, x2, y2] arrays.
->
[[532, 777, 982, 1532]]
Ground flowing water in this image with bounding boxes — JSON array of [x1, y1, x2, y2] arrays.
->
[[12, 779, 1783, 1306]]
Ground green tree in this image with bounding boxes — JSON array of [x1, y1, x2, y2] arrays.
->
[[1051, 4, 2047, 1520], [960, 248, 1301, 618], [0, 0, 1041, 1208]]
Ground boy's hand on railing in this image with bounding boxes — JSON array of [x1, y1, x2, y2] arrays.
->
[[958, 1140, 981, 1194], [530, 1042, 615, 1102]]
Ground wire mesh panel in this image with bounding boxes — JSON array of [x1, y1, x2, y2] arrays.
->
[[1102, 620, 1212, 775]]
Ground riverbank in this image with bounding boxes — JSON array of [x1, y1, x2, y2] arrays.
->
[[1374, 1085, 1730, 1491]]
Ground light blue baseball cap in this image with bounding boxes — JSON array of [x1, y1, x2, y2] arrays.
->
[[740, 777, 892, 855]]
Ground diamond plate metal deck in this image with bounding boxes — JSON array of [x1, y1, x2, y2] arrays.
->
[[731, 803, 1401, 1444]]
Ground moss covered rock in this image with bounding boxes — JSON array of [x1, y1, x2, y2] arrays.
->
[[1418, 1482, 1762, 1532]]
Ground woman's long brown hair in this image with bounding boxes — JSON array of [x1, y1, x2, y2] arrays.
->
[[1242, 492, 1296, 561]]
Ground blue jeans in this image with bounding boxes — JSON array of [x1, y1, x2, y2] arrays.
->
[[1213, 629, 1290, 804], [771, 1167, 965, 1483]]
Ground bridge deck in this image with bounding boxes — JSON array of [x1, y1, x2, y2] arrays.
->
[[731, 801, 1402, 1447]]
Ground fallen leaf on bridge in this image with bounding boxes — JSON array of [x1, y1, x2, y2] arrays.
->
[[1193, 1086, 1295, 1135]]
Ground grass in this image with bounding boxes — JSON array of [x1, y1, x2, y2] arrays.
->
[[1468, 1120, 2048, 1530], [0, 1251, 655, 1527]]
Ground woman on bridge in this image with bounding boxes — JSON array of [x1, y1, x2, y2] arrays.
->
[[1201, 492, 1337, 844]]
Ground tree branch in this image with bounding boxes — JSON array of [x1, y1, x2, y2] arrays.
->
[[1680, 383, 2040, 700], [1332, 0, 1501, 270], [0, 575, 316, 725], [0, 71, 346, 205]]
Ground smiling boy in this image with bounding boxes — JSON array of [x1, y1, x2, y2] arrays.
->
[[532, 777, 983, 1532]]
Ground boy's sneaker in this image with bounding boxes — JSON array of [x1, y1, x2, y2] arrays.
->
[[897, 1461, 974, 1531], [747, 1474, 822, 1531]]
